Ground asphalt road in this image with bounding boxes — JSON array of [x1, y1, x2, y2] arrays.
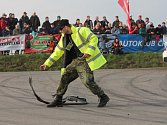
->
[[1, 68, 167, 125]]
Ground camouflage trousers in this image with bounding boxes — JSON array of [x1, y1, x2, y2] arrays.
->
[[56, 57, 105, 97]]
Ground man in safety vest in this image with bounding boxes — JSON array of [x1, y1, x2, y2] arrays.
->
[[40, 19, 109, 107]]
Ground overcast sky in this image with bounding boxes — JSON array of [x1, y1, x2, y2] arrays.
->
[[1, 0, 166, 27]]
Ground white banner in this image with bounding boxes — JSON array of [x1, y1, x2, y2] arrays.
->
[[0, 35, 25, 51]]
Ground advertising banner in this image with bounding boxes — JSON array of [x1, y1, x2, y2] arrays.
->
[[98, 34, 164, 52], [25, 35, 53, 53], [0, 35, 25, 51]]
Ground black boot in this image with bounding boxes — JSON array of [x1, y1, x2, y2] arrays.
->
[[47, 96, 63, 108], [98, 94, 109, 107]]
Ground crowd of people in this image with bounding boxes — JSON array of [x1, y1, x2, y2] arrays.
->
[[0, 12, 166, 55], [0, 12, 166, 37]]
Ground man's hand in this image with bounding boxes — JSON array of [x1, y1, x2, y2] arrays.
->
[[40, 64, 47, 71], [82, 53, 91, 59]]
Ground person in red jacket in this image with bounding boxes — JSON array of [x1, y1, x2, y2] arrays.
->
[[129, 24, 139, 34], [0, 13, 10, 36]]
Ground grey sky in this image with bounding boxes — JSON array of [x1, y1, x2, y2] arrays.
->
[[1, 0, 166, 26]]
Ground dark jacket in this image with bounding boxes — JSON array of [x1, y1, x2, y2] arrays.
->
[[112, 20, 120, 27], [30, 15, 40, 31], [42, 21, 51, 34], [7, 17, 18, 31], [19, 15, 30, 28]]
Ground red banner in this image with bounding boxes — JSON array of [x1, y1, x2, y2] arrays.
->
[[118, 0, 131, 31]]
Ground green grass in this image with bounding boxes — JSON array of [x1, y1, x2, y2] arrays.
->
[[0, 52, 167, 72]]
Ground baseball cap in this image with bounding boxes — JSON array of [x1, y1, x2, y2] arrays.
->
[[2, 13, 7, 16], [57, 19, 70, 31]]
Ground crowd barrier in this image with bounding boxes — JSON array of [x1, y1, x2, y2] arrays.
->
[[0, 34, 165, 55]]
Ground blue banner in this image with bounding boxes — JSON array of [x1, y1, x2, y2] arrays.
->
[[118, 34, 164, 52], [98, 34, 164, 53]]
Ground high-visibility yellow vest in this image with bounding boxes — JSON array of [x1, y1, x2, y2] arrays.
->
[[44, 25, 107, 72]]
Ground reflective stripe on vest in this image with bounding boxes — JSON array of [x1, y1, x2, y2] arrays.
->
[[88, 45, 96, 50], [87, 52, 102, 63], [48, 57, 55, 63], [77, 28, 93, 49], [57, 44, 65, 50]]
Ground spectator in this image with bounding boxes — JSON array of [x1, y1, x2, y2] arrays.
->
[[147, 24, 156, 41], [120, 24, 129, 34], [129, 15, 135, 25], [155, 24, 163, 42], [7, 13, 18, 35], [74, 18, 82, 27], [13, 23, 21, 35], [22, 23, 32, 34], [112, 16, 120, 28], [161, 22, 167, 35], [50, 23, 59, 35], [19, 12, 30, 33], [138, 23, 148, 48], [53, 16, 61, 28], [118, 21, 124, 34], [11, 13, 18, 31], [111, 25, 120, 36], [84, 16, 93, 30], [0, 13, 10, 36], [100, 16, 109, 29], [145, 17, 153, 31], [104, 23, 111, 34], [94, 16, 100, 28], [136, 15, 145, 28], [111, 38, 123, 55], [30, 12, 40, 32], [129, 24, 139, 34], [93, 22, 104, 35], [42, 16, 51, 34]]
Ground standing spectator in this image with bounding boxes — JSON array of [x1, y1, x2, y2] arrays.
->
[[155, 24, 163, 42], [74, 18, 82, 27], [145, 17, 153, 31], [118, 21, 124, 33], [12, 13, 18, 31], [7, 13, 16, 35], [84, 16, 93, 30], [111, 38, 123, 55], [100, 16, 109, 29], [147, 24, 156, 41], [19, 12, 30, 33], [13, 23, 21, 35], [138, 24, 148, 48], [129, 15, 135, 25], [53, 16, 61, 28], [30, 12, 40, 32], [136, 15, 145, 28], [0, 13, 10, 36], [161, 22, 167, 35], [42, 16, 51, 34], [94, 16, 100, 28], [112, 16, 120, 28]]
